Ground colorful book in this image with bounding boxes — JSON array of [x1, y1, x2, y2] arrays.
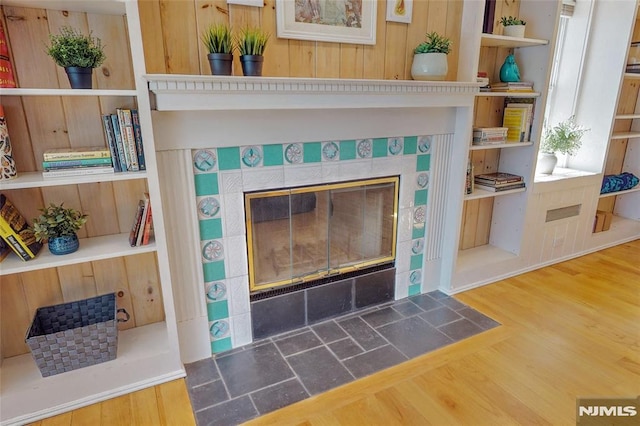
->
[[0, 20, 16, 88], [42, 166, 115, 178], [43, 147, 111, 161], [474, 172, 523, 184], [0, 236, 10, 262], [502, 107, 528, 142], [110, 113, 129, 172], [141, 204, 153, 245], [116, 108, 139, 172], [131, 109, 146, 171], [0, 194, 42, 261], [128, 199, 146, 246], [101, 114, 122, 172], [475, 182, 525, 192], [43, 157, 113, 170], [506, 101, 534, 142], [136, 193, 150, 247]]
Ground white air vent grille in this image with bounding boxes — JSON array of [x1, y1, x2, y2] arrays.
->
[[545, 204, 581, 222]]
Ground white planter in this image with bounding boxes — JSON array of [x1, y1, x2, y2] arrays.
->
[[503, 25, 526, 38], [411, 53, 448, 81], [537, 152, 558, 175]]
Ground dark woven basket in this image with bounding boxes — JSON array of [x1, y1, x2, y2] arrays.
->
[[25, 293, 128, 377]]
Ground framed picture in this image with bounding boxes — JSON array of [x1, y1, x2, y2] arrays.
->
[[386, 0, 412, 24], [276, 0, 377, 45], [227, 0, 264, 7]]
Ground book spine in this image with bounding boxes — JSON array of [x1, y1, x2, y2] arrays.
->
[[0, 20, 16, 88], [131, 109, 146, 171], [129, 199, 145, 246], [43, 150, 111, 161], [42, 167, 114, 178], [101, 114, 121, 172], [141, 205, 153, 245], [136, 195, 150, 246], [111, 114, 129, 172], [43, 158, 113, 170], [117, 109, 139, 172], [0, 195, 40, 260]]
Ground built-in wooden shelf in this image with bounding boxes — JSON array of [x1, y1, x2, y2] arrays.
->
[[599, 186, 640, 198], [470, 141, 533, 150], [480, 33, 549, 48], [0, 0, 125, 15], [0, 88, 136, 97], [615, 113, 640, 120], [464, 186, 526, 201], [624, 72, 640, 79], [611, 131, 640, 139], [476, 91, 541, 98]]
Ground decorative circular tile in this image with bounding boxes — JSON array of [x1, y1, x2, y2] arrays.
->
[[388, 137, 403, 155], [210, 320, 229, 339], [322, 141, 340, 161], [202, 240, 224, 261], [417, 136, 432, 153], [241, 146, 262, 167], [356, 139, 373, 158], [417, 172, 429, 189], [285, 143, 303, 164], [206, 282, 227, 301], [198, 197, 220, 218], [410, 270, 422, 285], [413, 206, 426, 224], [412, 238, 424, 254], [193, 149, 216, 172]]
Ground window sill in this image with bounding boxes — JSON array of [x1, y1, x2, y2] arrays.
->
[[533, 168, 601, 193]]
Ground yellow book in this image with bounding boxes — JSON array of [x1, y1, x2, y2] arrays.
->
[[502, 107, 528, 142], [0, 194, 42, 260]]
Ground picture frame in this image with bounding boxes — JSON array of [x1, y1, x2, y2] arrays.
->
[[386, 0, 412, 24], [275, 0, 377, 45], [227, 0, 264, 7]]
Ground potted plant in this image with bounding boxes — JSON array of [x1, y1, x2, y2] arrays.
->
[[537, 116, 589, 174], [411, 32, 451, 81], [237, 27, 269, 77], [33, 203, 88, 255], [202, 23, 234, 76], [46, 26, 105, 89], [500, 16, 527, 38]]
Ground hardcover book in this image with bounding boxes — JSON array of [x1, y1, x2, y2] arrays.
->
[[474, 172, 523, 184], [0, 194, 42, 260], [43, 147, 111, 161]]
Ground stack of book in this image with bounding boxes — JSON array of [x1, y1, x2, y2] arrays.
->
[[477, 71, 490, 92], [474, 172, 525, 192], [101, 108, 146, 173], [490, 81, 534, 92], [42, 147, 115, 178], [502, 100, 534, 142], [473, 127, 508, 145], [129, 193, 153, 247]]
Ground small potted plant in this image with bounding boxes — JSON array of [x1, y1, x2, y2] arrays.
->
[[500, 16, 527, 38], [411, 32, 451, 81], [237, 27, 270, 77], [202, 23, 234, 76], [33, 203, 88, 255], [537, 116, 589, 174], [45, 26, 106, 89]]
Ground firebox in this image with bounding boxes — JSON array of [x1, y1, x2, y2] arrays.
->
[[245, 176, 399, 293]]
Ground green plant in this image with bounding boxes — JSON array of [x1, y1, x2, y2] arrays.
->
[[45, 26, 106, 68], [237, 27, 270, 56], [33, 203, 88, 242], [540, 116, 589, 155], [414, 32, 451, 55], [500, 16, 527, 26], [202, 23, 234, 54]]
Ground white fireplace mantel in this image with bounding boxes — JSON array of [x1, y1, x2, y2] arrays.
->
[[145, 75, 480, 111]]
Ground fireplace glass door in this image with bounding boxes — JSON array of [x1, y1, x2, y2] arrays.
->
[[246, 176, 398, 292]]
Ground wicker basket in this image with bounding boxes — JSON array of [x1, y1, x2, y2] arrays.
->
[[25, 293, 128, 377]]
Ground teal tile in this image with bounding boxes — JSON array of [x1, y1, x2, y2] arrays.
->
[[199, 218, 223, 240], [372, 138, 388, 158], [408, 284, 421, 296], [203, 260, 226, 281], [263, 144, 283, 166], [412, 223, 425, 239], [218, 147, 241, 170], [211, 337, 232, 353], [414, 189, 428, 206], [303, 142, 322, 163], [404, 136, 417, 155], [410, 254, 424, 271], [207, 300, 229, 321], [416, 154, 431, 172], [340, 140, 356, 160], [194, 173, 219, 196]]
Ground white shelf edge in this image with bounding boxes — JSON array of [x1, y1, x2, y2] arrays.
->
[[0, 0, 125, 15], [599, 186, 640, 198], [624, 72, 640, 79], [615, 114, 640, 120], [0, 88, 137, 97], [0, 233, 156, 275], [476, 91, 541, 98], [470, 141, 533, 150], [0, 322, 185, 426], [0, 170, 147, 190], [463, 186, 526, 201], [480, 33, 549, 48], [611, 131, 640, 139]]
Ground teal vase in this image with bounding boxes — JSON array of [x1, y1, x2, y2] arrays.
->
[[500, 54, 521, 82], [48, 234, 79, 255]]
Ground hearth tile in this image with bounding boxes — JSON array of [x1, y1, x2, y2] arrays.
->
[[361, 307, 404, 328], [241, 168, 284, 191], [194, 173, 219, 197], [218, 147, 241, 170], [250, 378, 309, 415], [311, 320, 348, 343], [438, 297, 467, 311], [339, 140, 356, 160], [372, 138, 388, 158], [303, 142, 321, 163], [437, 318, 484, 341], [275, 331, 322, 356], [195, 395, 257, 426], [404, 136, 418, 155], [408, 284, 421, 296], [342, 345, 407, 379], [354, 268, 395, 308], [408, 293, 442, 311], [263, 144, 284, 167], [457, 307, 501, 330], [185, 358, 220, 387], [419, 306, 462, 327], [227, 276, 250, 316], [203, 260, 226, 282], [219, 171, 242, 194], [427, 290, 449, 300], [272, 326, 311, 341], [327, 337, 364, 360], [307, 279, 353, 323], [224, 236, 248, 278], [215, 342, 294, 397], [251, 291, 305, 339], [416, 154, 431, 172], [229, 313, 252, 348], [221, 193, 245, 237], [414, 189, 428, 206], [188, 379, 229, 411], [391, 300, 425, 317], [337, 317, 386, 351], [286, 346, 353, 395], [376, 316, 453, 358], [199, 218, 223, 240]]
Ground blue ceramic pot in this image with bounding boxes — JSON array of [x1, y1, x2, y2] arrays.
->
[[48, 234, 79, 255]]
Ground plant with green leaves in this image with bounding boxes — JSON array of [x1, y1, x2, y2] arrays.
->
[[540, 116, 589, 155], [33, 203, 88, 242], [414, 32, 451, 55], [202, 23, 234, 54], [45, 26, 106, 68], [237, 27, 270, 56], [500, 16, 526, 26]]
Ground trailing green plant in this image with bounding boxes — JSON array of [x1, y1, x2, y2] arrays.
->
[[500, 16, 526, 26], [33, 203, 88, 242], [45, 26, 106, 68], [540, 116, 589, 156], [201, 23, 234, 54], [414, 32, 451, 55], [237, 27, 270, 56]]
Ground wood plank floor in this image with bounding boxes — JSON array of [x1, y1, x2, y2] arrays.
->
[[33, 240, 639, 425]]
